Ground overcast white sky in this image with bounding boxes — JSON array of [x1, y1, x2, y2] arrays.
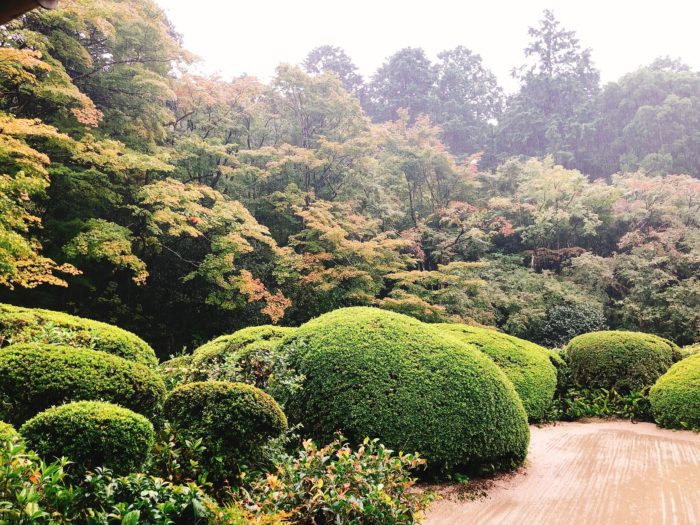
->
[[156, 0, 700, 92]]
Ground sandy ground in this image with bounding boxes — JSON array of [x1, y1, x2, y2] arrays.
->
[[425, 420, 700, 525]]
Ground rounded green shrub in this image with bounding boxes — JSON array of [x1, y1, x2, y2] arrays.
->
[[0, 303, 157, 367], [564, 330, 681, 392], [20, 401, 154, 474], [436, 323, 557, 421], [282, 307, 530, 476], [0, 343, 165, 424], [164, 381, 287, 480], [188, 325, 296, 381], [0, 421, 17, 442], [650, 353, 700, 430]]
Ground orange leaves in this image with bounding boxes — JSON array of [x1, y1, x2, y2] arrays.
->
[[238, 270, 290, 324]]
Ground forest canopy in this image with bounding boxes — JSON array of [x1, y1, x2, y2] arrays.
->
[[1, 1, 698, 356]]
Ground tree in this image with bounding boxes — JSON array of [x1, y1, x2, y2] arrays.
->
[[303, 45, 363, 94]]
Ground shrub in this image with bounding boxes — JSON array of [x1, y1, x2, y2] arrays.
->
[[564, 330, 681, 393], [680, 343, 700, 359], [537, 302, 607, 348], [229, 435, 433, 524], [0, 344, 165, 424], [0, 420, 17, 442], [650, 352, 700, 431], [282, 307, 530, 476], [163, 381, 287, 481], [158, 354, 193, 391], [20, 401, 155, 475], [188, 326, 295, 381], [0, 303, 157, 367], [436, 323, 558, 421]]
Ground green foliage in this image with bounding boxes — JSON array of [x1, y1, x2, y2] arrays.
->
[[163, 381, 288, 482], [158, 354, 193, 391], [20, 401, 155, 475], [680, 343, 700, 359], [0, 343, 165, 424], [436, 323, 557, 421], [0, 420, 17, 442], [565, 331, 680, 393], [0, 303, 157, 367], [230, 435, 434, 524], [283, 307, 530, 476], [537, 302, 608, 348], [558, 387, 653, 422], [650, 352, 700, 431]]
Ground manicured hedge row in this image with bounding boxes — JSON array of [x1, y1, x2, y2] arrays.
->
[[0, 344, 165, 424], [650, 352, 700, 431], [0, 303, 157, 367], [282, 307, 530, 476], [164, 381, 287, 481], [564, 331, 681, 392], [188, 325, 296, 381], [437, 323, 557, 421], [20, 401, 154, 474], [0, 421, 17, 442]]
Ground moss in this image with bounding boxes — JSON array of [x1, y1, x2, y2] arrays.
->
[[0, 303, 157, 367], [282, 307, 530, 476], [188, 325, 296, 381], [0, 421, 17, 442], [564, 331, 680, 392], [20, 401, 154, 474], [164, 381, 287, 481], [0, 343, 165, 424], [436, 323, 557, 421], [650, 352, 700, 431]]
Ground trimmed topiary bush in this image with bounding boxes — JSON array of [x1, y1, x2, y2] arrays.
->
[[20, 401, 154, 474], [564, 331, 681, 393], [282, 307, 530, 476], [188, 326, 296, 381], [0, 303, 157, 367], [650, 352, 700, 431], [436, 323, 557, 421], [0, 421, 17, 442], [164, 381, 287, 480], [0, 343, 165, 424]]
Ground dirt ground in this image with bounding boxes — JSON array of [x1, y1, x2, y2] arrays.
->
[[425, 420, 700, 525]]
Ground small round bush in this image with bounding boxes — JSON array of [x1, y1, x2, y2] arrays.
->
[[282, 307, 530, 476], [437, 323, 557, 421], [20, 401, 154, 474], [164, 381, 287, 480], [0, 344, 166, 424], [189, 326, 296, 381], [0, 421, 17, 442], [0, 303, 157, 367], [564, 331, 681, 392], [650, 353, 700, 430]]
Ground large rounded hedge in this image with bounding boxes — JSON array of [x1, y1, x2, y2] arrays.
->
[[436, 323, 557, 421], [20, 401, 154, 474], [281, 307, 530, 476], [0, 344, 165, 424], [0, 421, 17, 442], [650, 352, 700, 431], [0, 303, 157, 367], [189, 325, 296, 381], [564, 331, 681, 392], [164, 381, 287, 480]]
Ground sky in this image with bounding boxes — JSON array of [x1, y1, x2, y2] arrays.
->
[[156, 0, 700, 92]]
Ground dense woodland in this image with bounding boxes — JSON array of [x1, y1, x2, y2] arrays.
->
[[1, 1, 699, 357]]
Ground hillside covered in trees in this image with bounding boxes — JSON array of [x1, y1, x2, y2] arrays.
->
[[1, 1, 698, 356]]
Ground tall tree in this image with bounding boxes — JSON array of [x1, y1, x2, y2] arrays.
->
[[303, 45, 363, 94]]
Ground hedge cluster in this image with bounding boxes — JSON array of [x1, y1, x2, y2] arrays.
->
[[188, 325, 295, 381], [20, 401, 154, 474], [437, 323, 558, 421], [564, 331, 680, 392], [164, 381, 287, 480], [0, 344, 165, 424], [0, 421, 17, 442], [282, 307, 529, 476], [0, 303, 157, 367], [650, 352, 700, 431]]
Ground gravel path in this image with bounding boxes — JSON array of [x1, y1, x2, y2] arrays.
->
[[425, 420, 700, 525]]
